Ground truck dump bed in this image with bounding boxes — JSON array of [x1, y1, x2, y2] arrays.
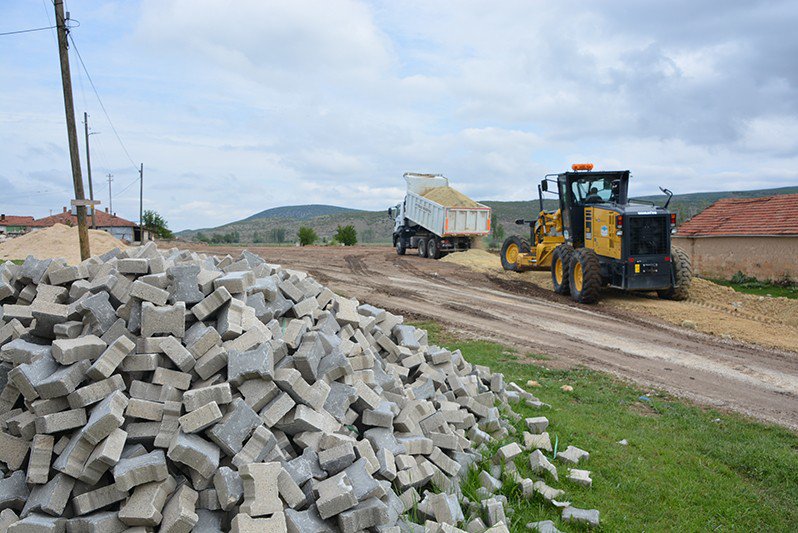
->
[[403, 174, 491, 238]]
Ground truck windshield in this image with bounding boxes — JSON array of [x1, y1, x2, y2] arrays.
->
[[572, 178, 617, 204]]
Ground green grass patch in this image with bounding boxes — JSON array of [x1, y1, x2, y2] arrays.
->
[[7, 259, 24, 265], [709, 277, 798, 299], [413, 321, 798, 531]]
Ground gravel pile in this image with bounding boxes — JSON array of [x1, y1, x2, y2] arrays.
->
[[0, 245, 598, 532]]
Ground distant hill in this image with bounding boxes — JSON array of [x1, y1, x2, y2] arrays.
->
[[242, 204, 360, 222], [177, 186, 798, 245]]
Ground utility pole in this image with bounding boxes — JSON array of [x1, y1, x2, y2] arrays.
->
[[84, 112, 96, 229], [54, 0, 90, 261], [107, 173, 113, 213], [139, 164, 144, 243]]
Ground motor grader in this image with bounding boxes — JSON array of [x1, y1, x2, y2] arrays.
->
[[500, 164, 691, 303]]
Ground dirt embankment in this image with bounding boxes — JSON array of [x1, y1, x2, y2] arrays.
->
[[442, 249, 798, 353], [0, 224, 127, 265]]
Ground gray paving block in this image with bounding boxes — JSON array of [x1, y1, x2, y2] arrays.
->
[[183, 383, 232, 412], [66, 511, 126, 533], [160, 484, 198, 533], [22, 472, 75, 517], [227, 342, 273, 386], [52, 336, 107, 365], [167, 264, 204, 305], [319, 442, 356, 475], [27, 434, 55, 485], [113, 449, 169, 491], [178, 402, 222, 433], [35, 359, 90, 399], [0, 471, 28, 511], [167, 432, 220, 479], [67, 375, 126, 409], [35, 408, 87, 434], [129, 280, 169, 306], [71, 484, 127, 516], [0, 338, 51, 365], [86, 336, 135, 381], [206, 398, 262, 456], [83, 390, 127, 445], [77, 292, 117, 334], [315, 471, 357, 520], [117, 476, 177, 526], [562, 507, 600, 528], [231, 425, 277, 468], [239, 462, 282, 517], [141, 302, 186, 338], [191, 287, 232, 321], [212, 466, 243, 511]]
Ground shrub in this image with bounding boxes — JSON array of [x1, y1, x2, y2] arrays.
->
[[298, 226, 318, 246]]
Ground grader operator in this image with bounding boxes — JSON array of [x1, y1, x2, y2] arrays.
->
[[500, 164, 692, 304]]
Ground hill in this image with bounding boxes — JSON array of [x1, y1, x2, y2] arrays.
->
[[177, 186, 798, 245]]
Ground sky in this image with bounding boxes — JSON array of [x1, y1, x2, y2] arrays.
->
[[1, 0, 797, 231]]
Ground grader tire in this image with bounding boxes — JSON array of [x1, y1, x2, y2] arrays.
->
[[569, 248, 602, 304], [658, 246, 692, 301], [500, 236, 527, 272], [551, 244, 574, 295]]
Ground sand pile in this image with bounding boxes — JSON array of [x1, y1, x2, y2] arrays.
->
[[423, 187, 481, 208], [443, 249, 798, 352], [0, 224, 127, 265]]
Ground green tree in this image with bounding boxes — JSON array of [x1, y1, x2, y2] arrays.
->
[[335, 225, 357, 246], [298, 226, 318, 246], [270, 227, 287, 243], [142, 210, 174, 239], [252, 231, 263, 244], [491, 215, 505, 247], [361, 228, 374, 243], [195, 232, 210, 243]]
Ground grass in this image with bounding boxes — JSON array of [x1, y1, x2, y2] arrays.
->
[[709, 277, 798, 299], [412, 321, 798, 532]]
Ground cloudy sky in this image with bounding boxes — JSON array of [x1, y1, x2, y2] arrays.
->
[[1, 0, 796, 231]]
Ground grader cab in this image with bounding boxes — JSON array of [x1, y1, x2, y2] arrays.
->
[[500, 164, 692, 304]]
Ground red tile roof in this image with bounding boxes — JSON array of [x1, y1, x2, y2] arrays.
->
[[677, 194, 798, 237], [0, 216, 36, 226], [31, 210, 136, 228]]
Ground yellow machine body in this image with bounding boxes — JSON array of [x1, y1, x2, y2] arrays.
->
[[583, 207, 622, 260], [511, 209, 565, 271]]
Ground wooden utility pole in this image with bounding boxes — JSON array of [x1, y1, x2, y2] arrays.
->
[[84, 112, 96, 229], [107, 173, 113, 213], [139, 164, 144, 243], [54, 0, 90, 261]]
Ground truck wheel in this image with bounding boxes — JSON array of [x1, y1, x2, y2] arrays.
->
[[500, 236, 528, 272], [658, 246, 692, 300], [551, 244, 574, 294], [417, 238, 427, 258], [396, 239, 406, 256], [427, 238, 441, 259], [569, 248, 602, 304]]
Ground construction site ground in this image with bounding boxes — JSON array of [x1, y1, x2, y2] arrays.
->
[[182, 243, 798, 432]]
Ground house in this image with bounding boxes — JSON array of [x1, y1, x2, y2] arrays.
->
[[32, 207, 141, 242], [673, 193, 798, 281], [0, 215, 37, 239]]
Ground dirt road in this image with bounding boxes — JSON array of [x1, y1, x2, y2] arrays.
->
[[186, 244, 798, 430]]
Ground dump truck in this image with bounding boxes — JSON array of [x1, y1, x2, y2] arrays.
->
[[389, 173, 491, 259], [500, 164, 691, 303]]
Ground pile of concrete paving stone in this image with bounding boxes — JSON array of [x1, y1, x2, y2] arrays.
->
[[0, 244, 600, 532]]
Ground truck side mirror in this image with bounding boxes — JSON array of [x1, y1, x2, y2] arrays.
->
[[387, 208, 394, 218], [541, 180, 548, 192], [611, 181, 619, 198]]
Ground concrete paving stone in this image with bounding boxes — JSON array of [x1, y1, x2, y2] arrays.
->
[[567, 468, 592, 488], [27, 434, 54, 485], [272, 368, 325, 410], [494, 442, 523, 464], [178, 401, 222, 433], [129, 380, 163, 402], [0, 471, 28, 511], [483, 498, 506, 527], [79, 428, 127, 484], [71, 484, 128, 516], [196, 269, 222, 296], [185, 324, 222, 359], [395, 435, 433, 456], [277, 404, 340, 436], [7, 513, 65, 532], [561, 507, 599, 528], [284, 505, 335, 533], [197, 489, 221, 511], [212, 467, 242, 511], [77, 292, 117, 335], [532, 481, 564, 503], [558, 445, 589, 465], [392, 325, 420, 350], [35, 359, 90, 399], [239, 462, 282, 517], [206, 398, 262, 456], [160, 484, 198, 533], [292, 297, 319, 319], [52, 336, 107, 365], [31, 303, 69, 340], [167, 265, 204, 305], [363, 427, 406, 457], [118, 258, 148, 275], [322, 382, 357, 423], [86, 336, 135, 381], [529, 450, 558, 481], [129, 280, 169, 306], [159, 337, 195, 373], [154, 400, 183, 448], [191, 287, 232, 321], [65, 511, 126, 533], [238, 378, 278, 412], [525, 416, 549, 435], [82, 390, 127, 445], [113, 449, 169, 491], [282, 319, 307, 350], [332, 298, 360, 327], [194, 345, 228, 380], [35, 408, 87, 434], [216, 299, 245, 341], [318, 442, 356, 475], [342, 458, 382, 501], [479, 470, 502, 493], [22, 472, 75, 517], [6, 410, 36, 441], [117, 476, 177, 527], [259, 391, 296, 428], [277, 467, 306, 509], [337, 497, 388, 533], [183, 383, 232, 412], [153, 367, 192, 390], [523, 430, 553, 452], [214, 271, 255, 295], [227, 342, 273, 386], [293, 332, 324, 382], [51, 429, 93, 477], [0, 306, 33, 328], [141, 302, 186, 339], [231, 425, 277, 468], [167, 432, 221, 479], [1, 339, 52, 365], [278, 279, 304, 303], [315, 471, 358, 520], [230, 511, 287, 533], [18, 256, 54, 285], [126, 398, 165, 421], [0, 325, 31, 360], [427, 447, 459, 477], [353, 439, 380, 475]]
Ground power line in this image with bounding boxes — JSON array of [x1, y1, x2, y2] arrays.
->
[[0, 25, 55, 37], [66, 32, 139, 173], [115, 176, 141, 197]]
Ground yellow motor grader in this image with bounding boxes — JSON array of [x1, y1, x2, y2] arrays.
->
[[500, 164, 691, 304]]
